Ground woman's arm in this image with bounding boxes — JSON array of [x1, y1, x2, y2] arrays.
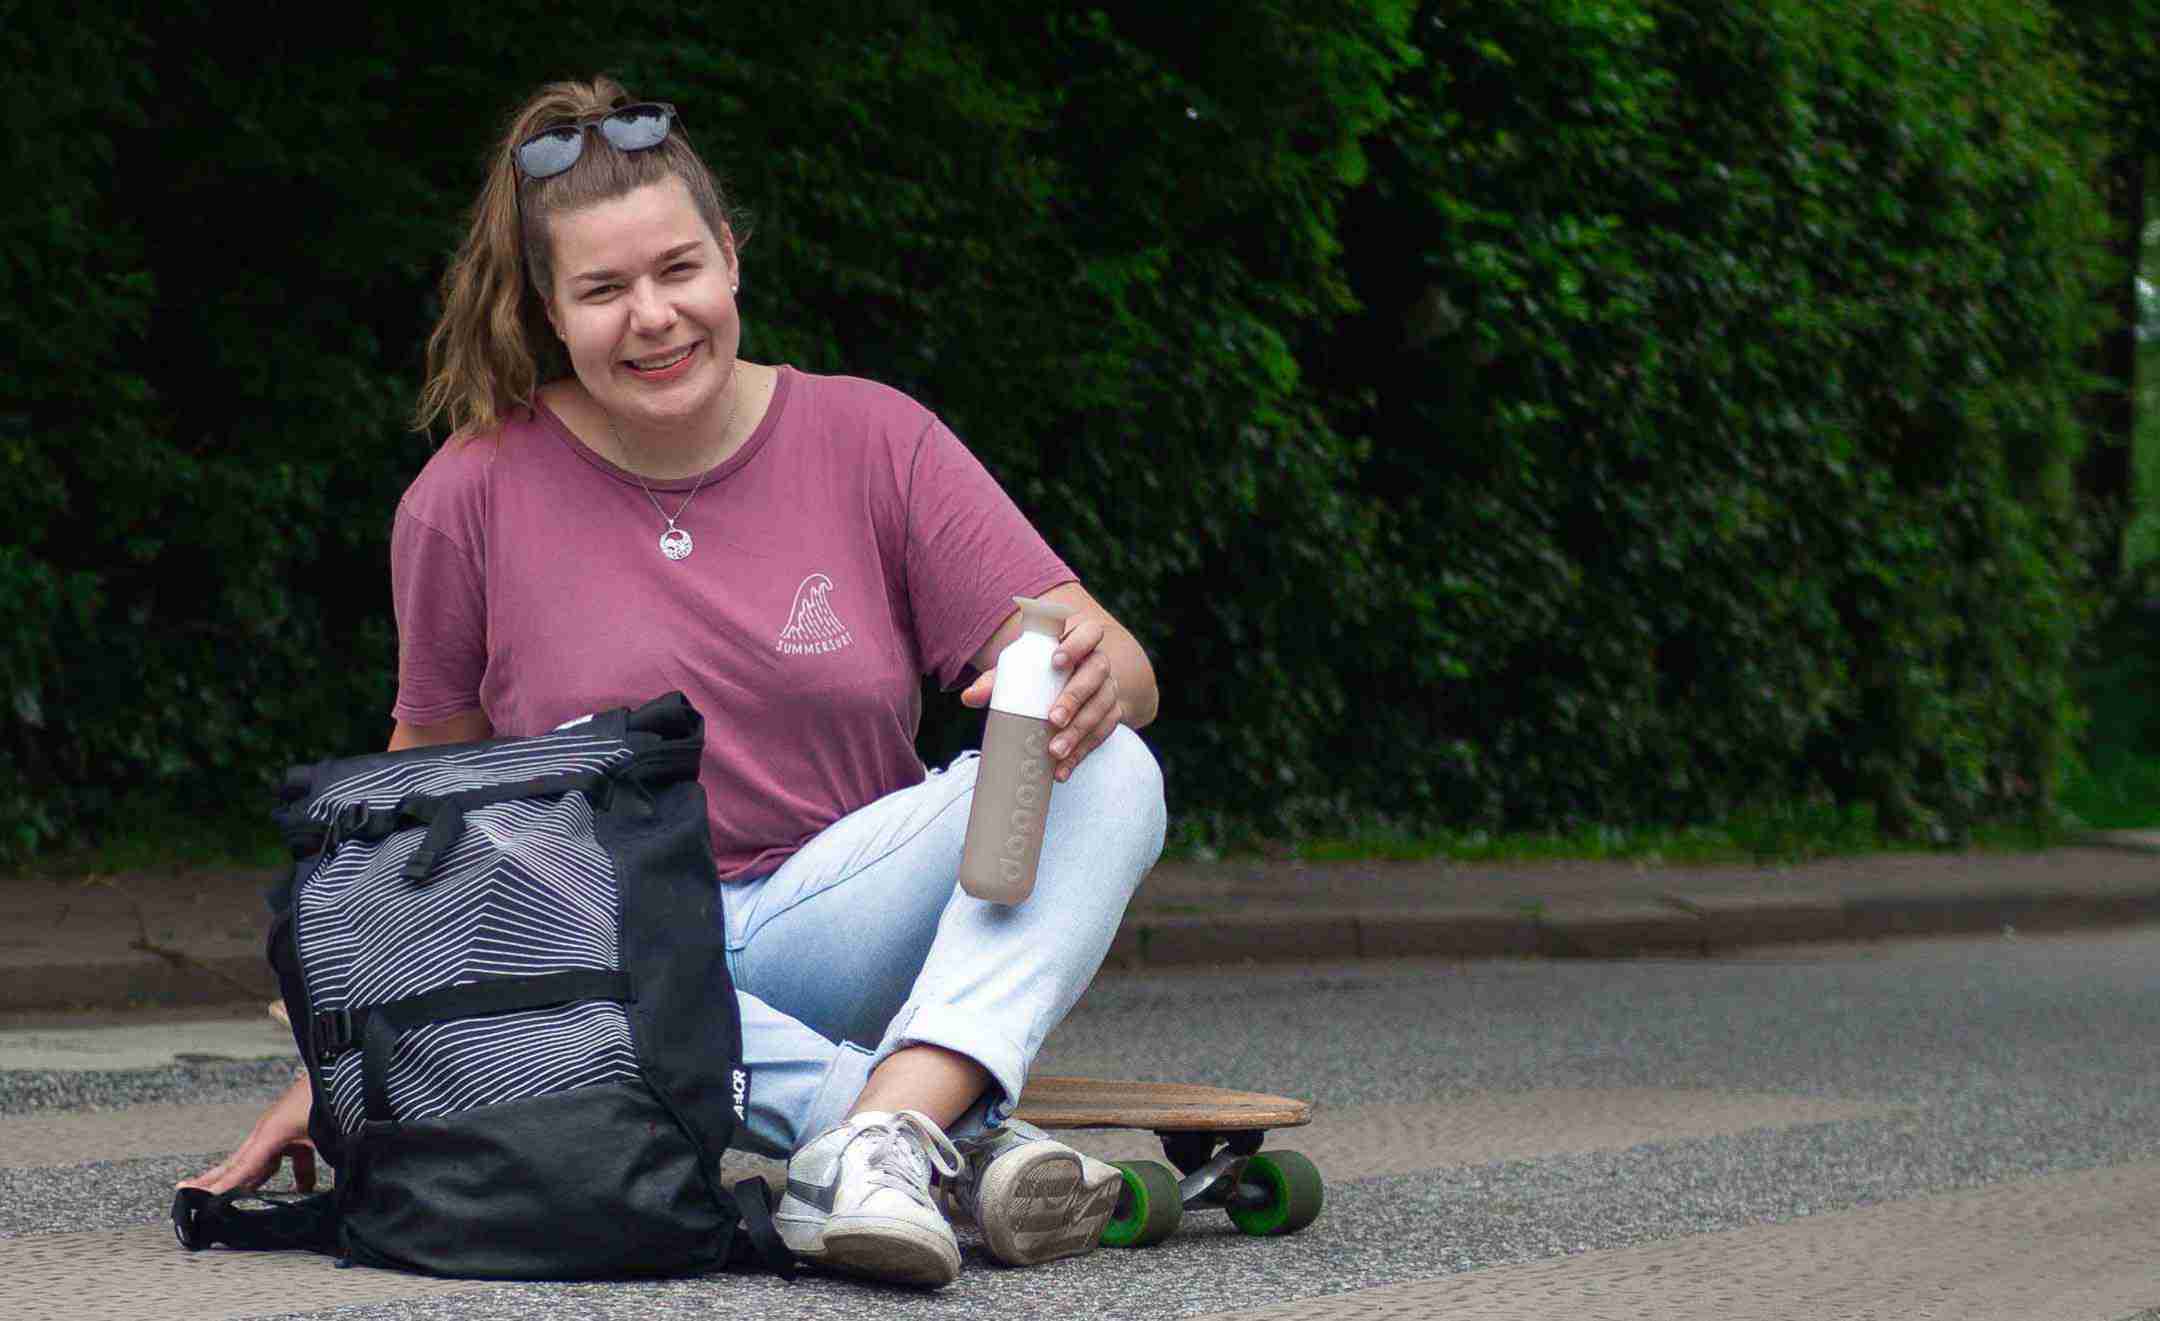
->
[[389, 709, 494, 750]]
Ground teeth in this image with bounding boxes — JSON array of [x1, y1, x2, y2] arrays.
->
[[632, 345, 693, 371]]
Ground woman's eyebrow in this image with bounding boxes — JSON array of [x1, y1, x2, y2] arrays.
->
[[572, 241, 706, 284]]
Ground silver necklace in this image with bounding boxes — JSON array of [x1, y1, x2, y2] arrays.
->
[[608, 374, 745, 562]]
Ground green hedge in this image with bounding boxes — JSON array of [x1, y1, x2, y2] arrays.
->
[[0, 1, 2122, 860], [1314, 0, 2108, 843]]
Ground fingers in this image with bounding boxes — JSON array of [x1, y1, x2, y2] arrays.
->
[[1047, 621, 1105, 728], [1047, 618, 1118, 780], [1048, 652, 1123, 781], [176, 1155, 233, 1193], [179, 1140, 263, 1193], [177, 1143, 276, 1196], [176, 1076, 317, 1195], [1051, 616, 1105, 676], [178, 1137, 320, 1196]]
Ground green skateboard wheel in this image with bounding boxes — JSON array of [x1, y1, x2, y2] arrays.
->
[[1226, 1150, 1323, 1237], [1102, 1159, 1183, 1247]]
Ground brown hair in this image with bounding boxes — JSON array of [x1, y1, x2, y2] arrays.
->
[[412, 76, 743, 439]]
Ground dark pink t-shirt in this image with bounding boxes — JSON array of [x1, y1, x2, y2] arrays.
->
[[390, 366, 1075, 880]]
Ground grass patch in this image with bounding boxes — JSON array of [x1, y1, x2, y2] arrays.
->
[[2064, 586, 2160, 831], [2060, 752, 2160, 830], [1162, 800, 2073, 868]]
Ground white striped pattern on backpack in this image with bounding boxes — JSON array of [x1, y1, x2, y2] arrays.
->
[[294, 730, 646, 1132]]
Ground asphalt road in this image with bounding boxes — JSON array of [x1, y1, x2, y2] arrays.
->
[[9, 929, 2160, 1317]]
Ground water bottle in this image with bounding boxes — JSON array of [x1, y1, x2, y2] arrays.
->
[[957, 595, 1076, 904]]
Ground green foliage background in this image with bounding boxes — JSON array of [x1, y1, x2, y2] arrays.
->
[[1328, 0, 2109, 841], [0, 0, 2137, 860]]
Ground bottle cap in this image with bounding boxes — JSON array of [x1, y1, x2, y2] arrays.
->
[[1013, 595, 1076, 638]]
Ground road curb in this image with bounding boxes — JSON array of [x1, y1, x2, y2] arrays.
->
[[1110, 888, 2160, 970], [0, 955, 277, 1015], [9, 887, 2160, 1011]]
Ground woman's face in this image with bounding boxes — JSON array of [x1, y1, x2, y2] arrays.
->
[[543, 174, 740, 436]]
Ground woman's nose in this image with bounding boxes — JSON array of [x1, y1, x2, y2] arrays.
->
[[628, 279, 675, 334]]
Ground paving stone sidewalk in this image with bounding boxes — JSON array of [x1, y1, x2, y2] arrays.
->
[[0, 833, 2154, 1014]]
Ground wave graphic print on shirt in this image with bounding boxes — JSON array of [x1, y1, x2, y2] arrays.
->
[[776, 572, 855, 655]]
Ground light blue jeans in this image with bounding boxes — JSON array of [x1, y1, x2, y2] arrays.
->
[[721, 724, 1166, 1158]]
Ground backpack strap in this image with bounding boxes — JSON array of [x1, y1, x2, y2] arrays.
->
[[306, 970, 633, 1124], [727, 1178, 798, 1280], [312, 744, 700, 886], [326, 769, 615, 885], [172, 1187, 340, 1255]]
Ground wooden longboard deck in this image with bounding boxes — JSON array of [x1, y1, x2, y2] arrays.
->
[[1012, 1077, 1311, 1132]]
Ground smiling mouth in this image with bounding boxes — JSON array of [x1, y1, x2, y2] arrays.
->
[[627, 343, 698, 372]]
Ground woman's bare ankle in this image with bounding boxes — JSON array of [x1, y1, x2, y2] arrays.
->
[[846, 1043, 992, 1130]]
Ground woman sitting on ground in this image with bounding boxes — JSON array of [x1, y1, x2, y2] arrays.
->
[[180, 74, 1167, 1290]]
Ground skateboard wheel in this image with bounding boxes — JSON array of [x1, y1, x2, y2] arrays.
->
[[1102, 1160, 1182, 1247], [1226, 1150, 1322, 1237]]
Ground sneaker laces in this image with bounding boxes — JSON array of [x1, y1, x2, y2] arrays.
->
[[855, 1110, 962, 1209]]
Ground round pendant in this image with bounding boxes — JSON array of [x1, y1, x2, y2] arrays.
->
[[659, 527, 694, 561]]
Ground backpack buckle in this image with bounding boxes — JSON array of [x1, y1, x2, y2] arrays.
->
[[324, 801, 367, 849], [310, 1008, 354, 1065]]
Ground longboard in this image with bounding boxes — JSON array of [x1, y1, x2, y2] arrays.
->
[[1011, 1077, 1322, 1245]]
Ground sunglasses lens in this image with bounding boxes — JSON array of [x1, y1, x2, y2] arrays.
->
[[516, 126, 584, 179], [600, 104, 672, 152]]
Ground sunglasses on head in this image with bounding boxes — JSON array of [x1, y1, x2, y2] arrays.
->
[[514, 102, 683, 180]]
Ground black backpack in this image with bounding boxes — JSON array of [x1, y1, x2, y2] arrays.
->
[[172, 692, 793, 1280]]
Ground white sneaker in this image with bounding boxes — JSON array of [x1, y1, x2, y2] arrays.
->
[[774, 1109, 964, 1287], [948, 1119, 1125, 1266]]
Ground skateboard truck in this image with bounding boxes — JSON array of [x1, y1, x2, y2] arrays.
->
[[1159, 1128, 1266, 1207]]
